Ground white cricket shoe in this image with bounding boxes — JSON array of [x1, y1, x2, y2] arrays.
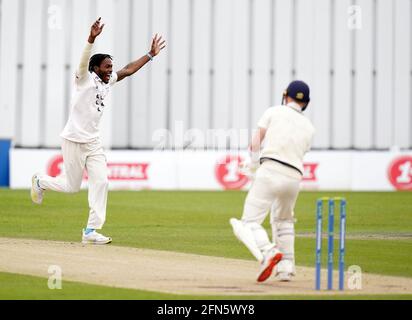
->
[[257, 247, 283, 282], [31, 174, 44, 205], [275, 259, 296, 282], [82, 230, 112, 245]]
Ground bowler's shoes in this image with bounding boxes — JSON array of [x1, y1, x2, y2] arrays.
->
[[31, 174, 44, 205], [257, 248, 283, 282], [82, 230, 112, 245]]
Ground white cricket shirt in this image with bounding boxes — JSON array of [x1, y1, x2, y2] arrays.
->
[[60, 71, 118, 143], [257, 102, 315, 174]]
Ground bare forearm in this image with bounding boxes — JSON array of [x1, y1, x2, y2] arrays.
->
[[250, 128, 266, 152], [116, 55, 151, 81], [249, 127, 266, 162], [250, 139, 261, 154], [125, 55, 150, 74], [117, 34, 165, 82]]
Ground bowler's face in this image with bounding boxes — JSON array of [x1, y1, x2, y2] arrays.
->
[[95, 58, 113, 83]]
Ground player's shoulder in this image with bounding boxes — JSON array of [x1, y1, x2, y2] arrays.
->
[[303, 115, 315, 133], [265, 105, 284, 114], [75, 71, 93, 87]]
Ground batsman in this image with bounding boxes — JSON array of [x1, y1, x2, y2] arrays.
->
[[231, 81, 315, 282]]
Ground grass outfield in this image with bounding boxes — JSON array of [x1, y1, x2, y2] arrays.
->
[[0, 189, 411, 299], [1, 272, 412, 300]]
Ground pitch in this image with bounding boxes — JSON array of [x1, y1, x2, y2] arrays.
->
[[0, 190, 411, 299]]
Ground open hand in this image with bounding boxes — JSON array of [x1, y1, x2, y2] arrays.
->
[[89, 17, 105, 43], [149, 34, 166, 57]]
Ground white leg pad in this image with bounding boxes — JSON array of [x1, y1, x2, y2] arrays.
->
[[273, 221, 295, 265], [247, 222, 275, 254], [230, 218, 264, 262]]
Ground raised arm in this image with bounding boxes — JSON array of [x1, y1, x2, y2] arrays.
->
[[116, 34, 166, 82], [76, 18, 105, 81]]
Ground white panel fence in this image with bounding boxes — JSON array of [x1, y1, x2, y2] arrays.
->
[[0, 0, 411, 150]]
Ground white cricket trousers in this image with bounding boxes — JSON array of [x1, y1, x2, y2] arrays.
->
[[241, 160, 301, 261], [39, 138, 109, 230], [242, 160, 301, 224]]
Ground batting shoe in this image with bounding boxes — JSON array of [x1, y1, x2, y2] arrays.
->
[[82, 229, 112, 245], [31, 173, 44, 205], [275, 259, 296, 282], [257, 247, 283, 282]]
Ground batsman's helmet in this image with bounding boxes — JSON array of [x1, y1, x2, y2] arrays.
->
[[282, 80, 311, 111]]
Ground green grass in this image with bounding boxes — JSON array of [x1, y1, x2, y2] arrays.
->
[[0, 189, 411, 299], [1, 272, 411, 300]]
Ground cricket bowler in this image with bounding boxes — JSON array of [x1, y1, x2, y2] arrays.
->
[[30, 17, 166, 244]]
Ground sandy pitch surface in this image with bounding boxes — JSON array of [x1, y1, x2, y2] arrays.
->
[[0, 237, 411, 296]]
